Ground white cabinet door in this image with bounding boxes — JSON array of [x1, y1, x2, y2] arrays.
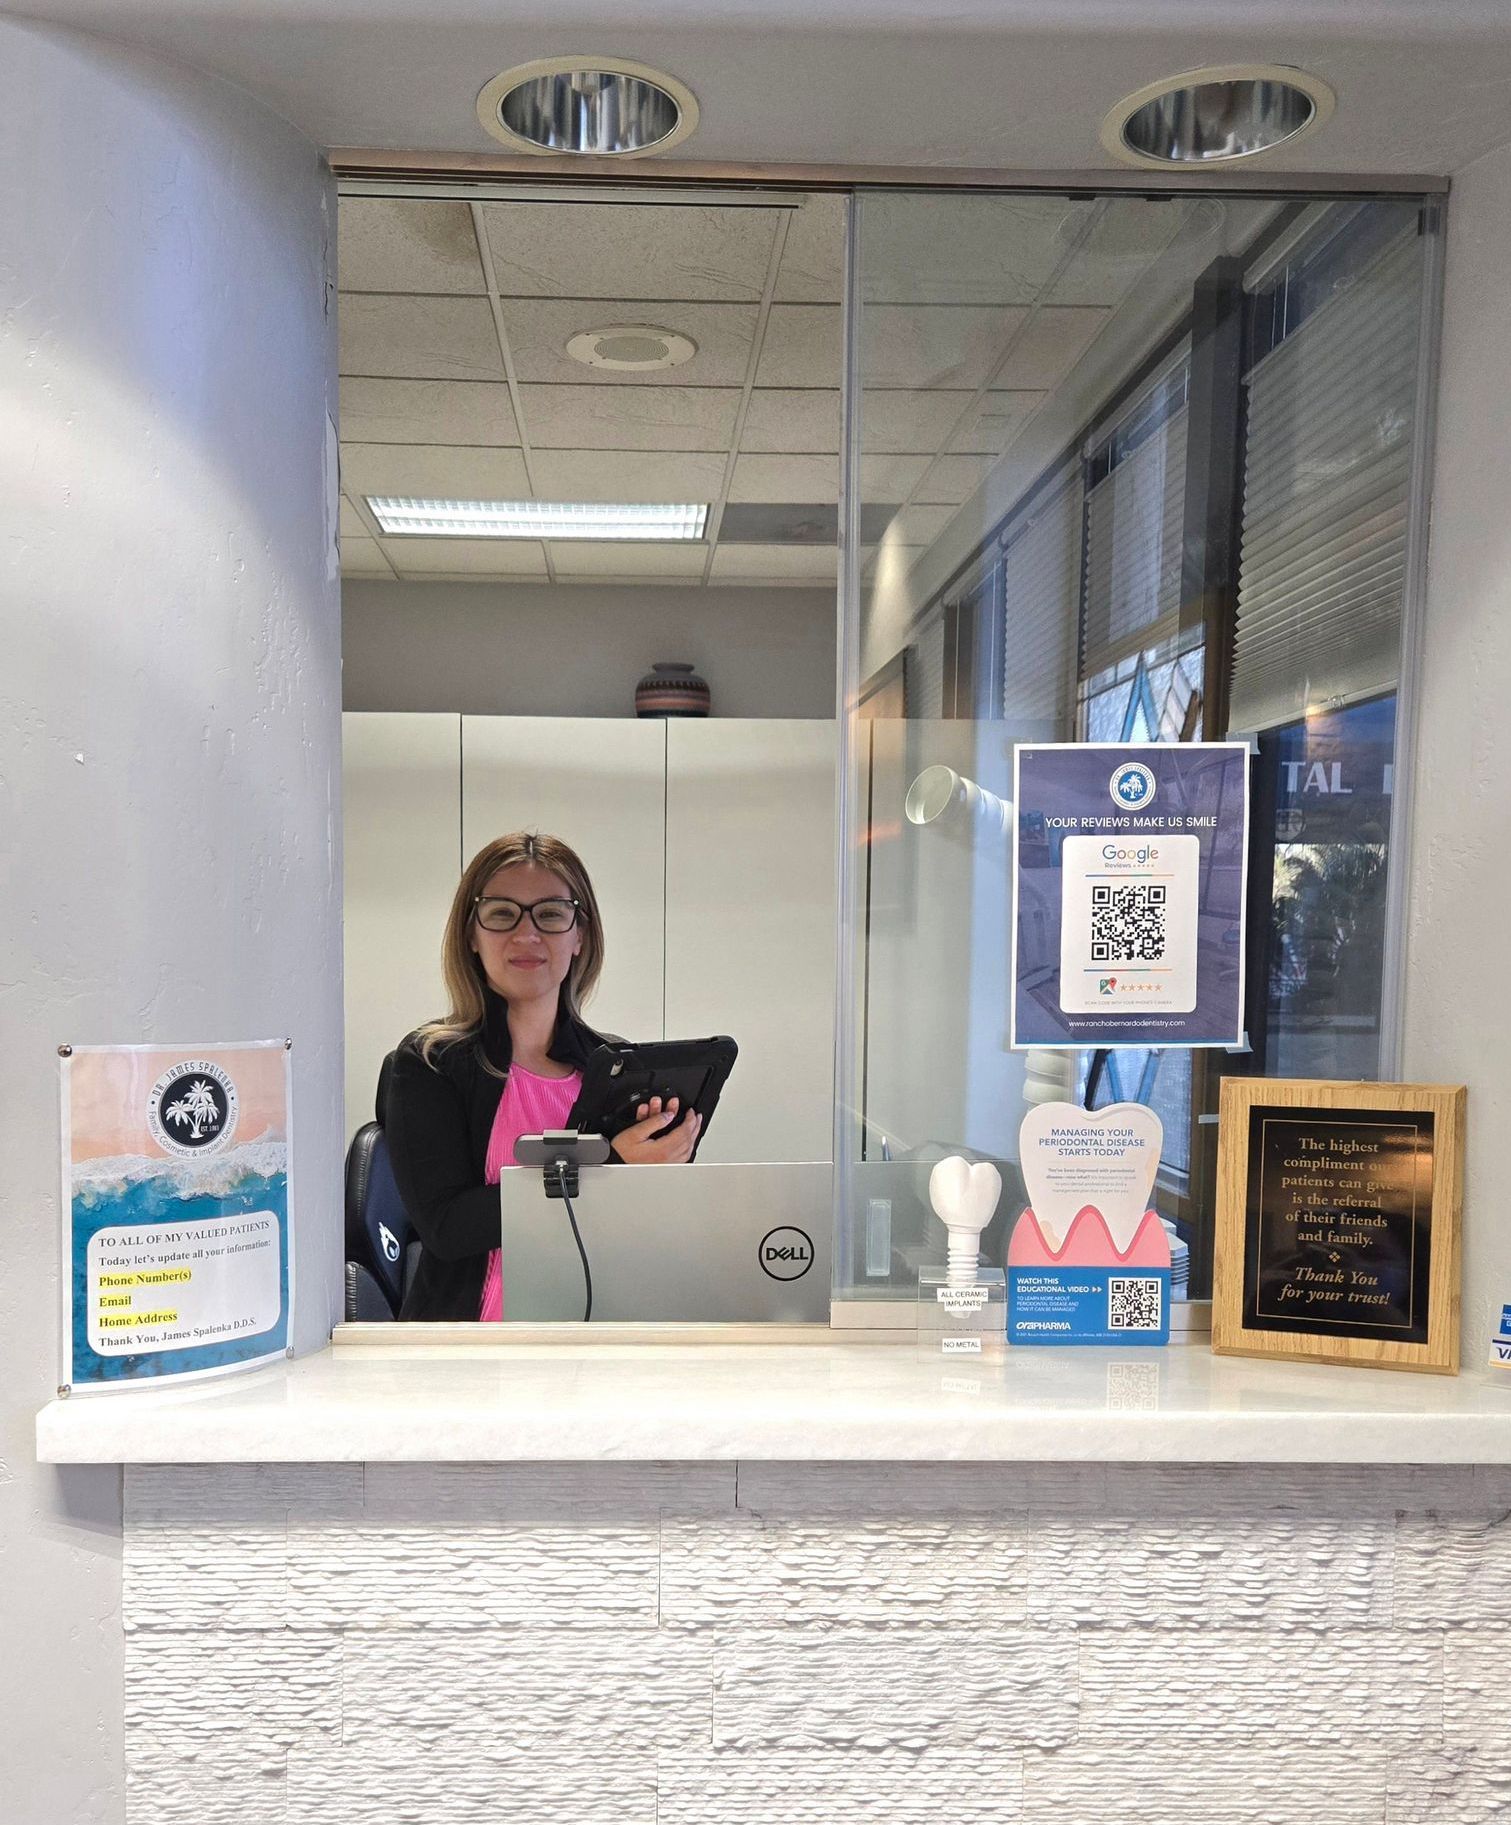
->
[[461, 717, 666, 1046], [342, 712, 461, 1142], [665, 720, 837, 1163]]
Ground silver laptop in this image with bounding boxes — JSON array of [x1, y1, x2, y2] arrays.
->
[[498, 1161, 832, 1322]]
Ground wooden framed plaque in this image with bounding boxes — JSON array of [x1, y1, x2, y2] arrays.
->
[[1212, 1078, 1465, 1375]]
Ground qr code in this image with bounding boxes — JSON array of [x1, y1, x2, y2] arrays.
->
[[1109, 1276, 1163, 1331], [1105, 1361, 1162, 1409], [1089, 882, 1167, 963]]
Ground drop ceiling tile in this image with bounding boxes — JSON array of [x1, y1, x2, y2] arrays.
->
[[775, 195, 846, 303], [754, 305, 842, 388], [531, 449, 728, 503], [863, 305, 1028, 391], [547, 542, 710, 578], [729, 453, 838, 502], [882, 503, 959, 547], [741, 389, 840, 454], [740, 390, 1024, 459], [1044, 198, 1216, 304], [946, 389, 1047, 455], [339, 378, 519, 446], [994, 308, 1111, 388], [342, 444, 532, 500], [862, 532, 935, 574], [481, 201, 776, 301], [855, 194, 1175, 308], [337, 198, 484, 295], [339, 295, 503, 382], [913, 452, 1003, 504], [498, 298, 759, 387], [520, 384, 740, 452], [709, 545, 837, 583], [862, 390, 978, 453], [857, 194, 1066, 305], [850, 196, 1212, 310], [720, 502, 840, 545], [339, 495, 368, 539], [339, 534, 393, 578], [377, 538, 548, 578], [863, 453, 934, 499]]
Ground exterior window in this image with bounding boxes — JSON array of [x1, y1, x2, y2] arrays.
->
[[1232, 213, 1424, 1088]]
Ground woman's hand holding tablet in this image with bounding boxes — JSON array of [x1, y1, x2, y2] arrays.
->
[[610, 1095, 702, 1164]]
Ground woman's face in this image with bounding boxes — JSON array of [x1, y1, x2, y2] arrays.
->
[[469, 861, 583, 1007]]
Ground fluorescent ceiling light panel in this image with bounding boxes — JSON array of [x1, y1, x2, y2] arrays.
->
[[366, 497, 709, 541]]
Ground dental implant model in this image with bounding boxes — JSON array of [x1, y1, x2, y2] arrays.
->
[[918, 1156, 1008, 1357], [929, 1156, 1003, 1287]]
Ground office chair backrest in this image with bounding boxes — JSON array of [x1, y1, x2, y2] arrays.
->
[[343, 1051, 414, 1320]]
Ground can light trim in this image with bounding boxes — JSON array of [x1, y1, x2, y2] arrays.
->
[[1101, 64, 1335, 169], [367, 498, 710, 541], [476, 58, 699, 159]]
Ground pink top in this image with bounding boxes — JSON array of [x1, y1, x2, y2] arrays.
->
[[478, 1064, 583, 1322]]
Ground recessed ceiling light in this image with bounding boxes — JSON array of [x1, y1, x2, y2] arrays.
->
[[565, 324, 698, 371], [1101, 65, 1334, 169], [476, 58, 699, 159], [367, 498, 709, 541]]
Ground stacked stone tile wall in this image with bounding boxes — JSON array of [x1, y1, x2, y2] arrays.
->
[[124, 1462, 1511, 1822]]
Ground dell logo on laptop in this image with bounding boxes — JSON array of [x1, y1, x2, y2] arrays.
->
[[759, 1225, 814, 1281]]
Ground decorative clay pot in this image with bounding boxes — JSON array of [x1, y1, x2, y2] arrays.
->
[[635, 661, 711, 718]]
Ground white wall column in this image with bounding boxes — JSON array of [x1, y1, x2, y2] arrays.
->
[[1402, 143, 1511, 1367], [0, 22, 341, 1821]]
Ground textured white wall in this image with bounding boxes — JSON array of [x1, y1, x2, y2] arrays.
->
[[1402, 143, 1511, 1368], [123, 1459, 1511, 1822], [341, 578, 838, 719], [1, 20, 340, 1823]]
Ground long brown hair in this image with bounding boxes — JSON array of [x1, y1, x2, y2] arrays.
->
[[417, 831, 605, 1074]]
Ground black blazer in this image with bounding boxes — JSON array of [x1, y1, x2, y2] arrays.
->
[[386, 987, 610, 1321]]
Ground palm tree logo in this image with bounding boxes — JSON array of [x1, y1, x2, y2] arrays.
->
[[164, 1078, 222, 1141], [1109, 761, 1156, 809], [148, 1059, 238, 1156]]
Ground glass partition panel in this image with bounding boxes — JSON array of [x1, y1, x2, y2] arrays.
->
[[836, 190, 1439, 1303]]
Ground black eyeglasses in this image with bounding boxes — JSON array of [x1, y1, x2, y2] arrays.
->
[[473, 895, 580, 935]]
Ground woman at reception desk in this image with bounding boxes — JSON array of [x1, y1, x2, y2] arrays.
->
[[385, 830, 699, 1321]]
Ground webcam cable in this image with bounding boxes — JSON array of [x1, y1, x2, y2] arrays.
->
[[551, 1159, 593, 1322]]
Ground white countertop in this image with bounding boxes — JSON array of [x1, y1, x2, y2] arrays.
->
[[34, 1331, 1511, 1464]]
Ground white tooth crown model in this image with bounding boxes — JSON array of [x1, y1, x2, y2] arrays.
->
[[929, 1156, 1003, 1287]]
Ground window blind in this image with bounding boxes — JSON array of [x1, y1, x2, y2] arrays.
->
[[1000, 468, 1084, 737], [1082, 403, 1189, 670], [911, 612, 946, 718], [1230, 229, 1421, 732]]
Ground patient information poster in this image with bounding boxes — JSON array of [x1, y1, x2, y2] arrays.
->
[[1011, 743, 1250, 1050], [60, 1041, 292, 1389]]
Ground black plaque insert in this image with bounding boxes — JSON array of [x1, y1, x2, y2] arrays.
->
[[1241, 1107, 1435, 1344]]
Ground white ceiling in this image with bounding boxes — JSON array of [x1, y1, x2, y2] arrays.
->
[[19, 0, 1511, 174], [337, 191, 1230, 585], [340, 195, 856, 584]]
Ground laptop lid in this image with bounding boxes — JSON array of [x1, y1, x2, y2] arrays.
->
[[498, 1162, 831, 1323]]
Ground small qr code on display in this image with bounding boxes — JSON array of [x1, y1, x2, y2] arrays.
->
[[1089, 882, 1166, 963], [1108, 1276, 1162, 1330]]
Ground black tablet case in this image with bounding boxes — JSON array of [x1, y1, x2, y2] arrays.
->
[[566, 1036, 738, 1159]]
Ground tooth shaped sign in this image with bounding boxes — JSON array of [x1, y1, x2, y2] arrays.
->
[[929, 1156, 1003, 1235], [1018, 1100, 1163, 1253]]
